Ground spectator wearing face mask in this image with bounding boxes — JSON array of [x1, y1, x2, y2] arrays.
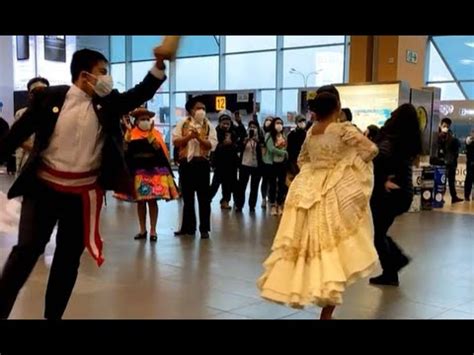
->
[[172, 96, 218, 239], [115, 107, 179, 242], [235, 120, 263, 212], [286, 115, 307, 183], [436, 118, 462, 203], [14, 77, 50, 173], [260, 116, 274, 208], [210, 110, 240, 210], [264, 117, 288, 216]]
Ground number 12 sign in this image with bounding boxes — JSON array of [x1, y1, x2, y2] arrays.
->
[[215, 96, 226, 111]]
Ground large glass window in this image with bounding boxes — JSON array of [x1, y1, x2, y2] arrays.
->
[[176, 56, 219, 91], [225, 36, 276, 53], [110, 36, 125, 63], [428, 83, 465, 100], [226, 52, 276, 90], [131, 36, 163, 61], [283, 46, 344, 88], [427, 42, 453, 82], [427, 36, 474, 100], [148, 93, 170, 124], [260, 90, 276, 118], [131, 61, 169, 92], [284, 36, 345, 48], [177, 36, 219, 57], [282, 89, 299, 116], [111, 63, 126, 93]]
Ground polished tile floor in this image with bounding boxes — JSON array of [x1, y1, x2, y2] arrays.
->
[[0, 174, 473, 319]]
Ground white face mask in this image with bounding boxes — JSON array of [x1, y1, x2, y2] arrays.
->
[[297, 121, 306, 129], [275, 123, 283, 132], [92, 75, 114, 97], [194, 109, 206, 123], [264, 120, 272, 128], [138, 120, 151, 131], [441, 127, 449, 133]]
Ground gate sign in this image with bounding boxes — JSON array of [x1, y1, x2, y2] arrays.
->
[[215, 96, 226, 111]]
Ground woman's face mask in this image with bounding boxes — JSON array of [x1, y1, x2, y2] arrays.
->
[[138, 119, 151, 131], [275, 123, 283, 132], [193, 109, 206, 123]]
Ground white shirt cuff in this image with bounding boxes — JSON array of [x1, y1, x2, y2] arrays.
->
[[150, 66, 166, 80]]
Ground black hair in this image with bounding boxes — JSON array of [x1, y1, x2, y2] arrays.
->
[[366, 124, 380, 141], [316, 85, 340, 102], [269, 117, 284, 142], [27, 77, 49, 92], [219, 115, 232, 123], [185, 95, 206, 113], [341, 108, 353, 122], [382, 103, 422, 158], [441, 117, 452, 126], [70, 49, 108, 83], [307, 92, 340, 121]]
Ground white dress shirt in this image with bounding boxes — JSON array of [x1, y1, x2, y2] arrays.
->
[[172, 117, 218, 161], [41, 67, 165, 173]]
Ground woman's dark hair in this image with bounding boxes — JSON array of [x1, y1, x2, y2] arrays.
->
[[341, 108, 353, 122], [27, 77, 50, 92], [70, 49, 108, 83], [307, 92, 340, 121], [316, 85, 340, 102], [381, 103, 422, 158], [366, 124, 380, 141], [269, 117, 284, 142]]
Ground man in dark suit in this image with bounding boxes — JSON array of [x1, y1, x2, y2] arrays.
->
[[0, 47, 169, 319]]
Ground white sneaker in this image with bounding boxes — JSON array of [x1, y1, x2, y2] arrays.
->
[[270, 206, 278, 216]]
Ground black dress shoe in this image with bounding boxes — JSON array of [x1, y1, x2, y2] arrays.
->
[[150, 235, 158, 242], [200, 232, 210, 239], [369, 274, 399, 287], [134, 232, 147, 240], [174, 230, 194, 236], [396, 255, 411, 273], [452, 197, 464, 204]]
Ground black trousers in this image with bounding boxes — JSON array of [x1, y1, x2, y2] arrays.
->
[[446, 164, 459, 199], [0, 180, 85, 319], [235, 165, 261, 209], [179, 159, 211, 233], [210, 164, 237, 204], [370, 191, 412, 276], [268, 162, 287, 205], [260, 163, 272, 201], [464, 161, 473, 199]]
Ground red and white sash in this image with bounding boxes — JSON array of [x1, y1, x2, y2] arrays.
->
[[37, 164, 105, 267]]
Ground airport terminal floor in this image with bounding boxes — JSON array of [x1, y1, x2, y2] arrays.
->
[[0, 173, 473, 320]]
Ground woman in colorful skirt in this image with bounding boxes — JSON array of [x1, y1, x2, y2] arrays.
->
[[115, 107, 179, 242]]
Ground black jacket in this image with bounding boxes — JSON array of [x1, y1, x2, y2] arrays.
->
[[287, 128, 307, 164], [0, 72, 166, 199], [466, 138, 474, 163], [212, 126, 240, 168], [372, 132, 415, 199], [437, 131, 460, 166]]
